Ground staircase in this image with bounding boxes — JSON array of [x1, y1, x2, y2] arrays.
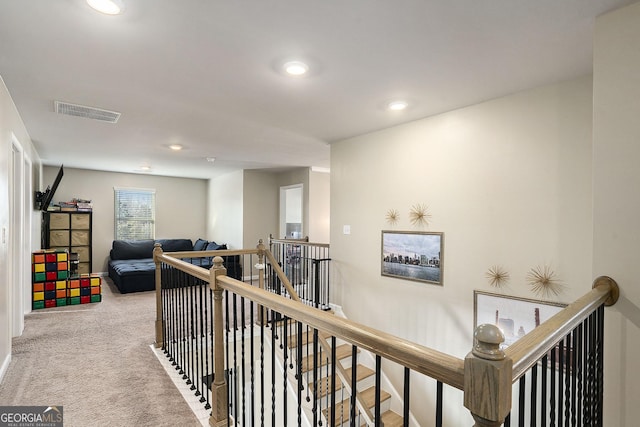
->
[[274, 320, 405, 426]]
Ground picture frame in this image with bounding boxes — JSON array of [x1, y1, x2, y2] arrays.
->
[[473, 290, 566, 348], [381, 231, 443, 286]]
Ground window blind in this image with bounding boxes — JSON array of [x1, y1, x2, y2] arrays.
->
[[114, 188, 156, 240]]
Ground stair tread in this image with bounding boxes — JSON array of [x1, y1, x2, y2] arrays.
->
[[321, 386, 391, 424], [300, 344, 354, 373], [310, 364, 373, 397], [381, 410, 404, 427], [289, 330, 330, 347], [344, 365, 375, 381]]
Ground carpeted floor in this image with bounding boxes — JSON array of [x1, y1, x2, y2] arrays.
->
[[0, 277, 202, 427]]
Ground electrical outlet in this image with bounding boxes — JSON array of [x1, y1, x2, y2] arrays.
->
[[343, 225, 351, 235]]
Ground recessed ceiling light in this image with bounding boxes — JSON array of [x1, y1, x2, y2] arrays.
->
[[206, 157, 216, 163], [283, 61, 309, 76], [169, 144, 183, 151], [388, 101, 408, 111], [87, 0, 124, 15]]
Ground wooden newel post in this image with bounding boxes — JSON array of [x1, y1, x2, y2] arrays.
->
[[464, 324, 512, 427], [256, 239, 266, 325], [210, 256, 229, 427], [153, 243, 163, 348]]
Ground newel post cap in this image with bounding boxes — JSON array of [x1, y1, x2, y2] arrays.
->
[[473, 324, 505, 361]]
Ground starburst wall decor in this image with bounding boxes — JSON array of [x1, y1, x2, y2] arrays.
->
[[486, 265, 510, 289], [409, 204, 431, 227], [526, 265, 564, 298], [385, 208, 399, 225]]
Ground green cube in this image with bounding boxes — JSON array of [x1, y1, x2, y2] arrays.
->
[[69, 297, 81, 305], [34, 272, 46, 282], [56, 298, 67, 306], [90, 295, 102, 303], [57, 270, 68, 280], [32, 301, 45, 310]]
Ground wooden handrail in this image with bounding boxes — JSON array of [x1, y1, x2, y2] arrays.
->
[[156, 244, 619, 426], [269, 233, 330, 248], [505, 275, 618, 381], [215, 274, 466, 390]]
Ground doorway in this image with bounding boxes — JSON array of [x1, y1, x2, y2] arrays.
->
[[9, 136, 25, 337], [279, 184, 303, 239]]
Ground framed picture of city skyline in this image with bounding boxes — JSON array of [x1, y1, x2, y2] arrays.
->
[[381, 231, 443, 285], [474, 290, 567, 348]]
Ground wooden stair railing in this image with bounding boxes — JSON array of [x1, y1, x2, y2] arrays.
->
[[155, 241, 619, 427], [263, 244, 394, 425]]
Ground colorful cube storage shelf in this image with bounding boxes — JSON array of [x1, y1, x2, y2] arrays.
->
[[32, 250, 102, 309]]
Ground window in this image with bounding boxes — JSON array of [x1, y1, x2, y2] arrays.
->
[[114, 187, 156, 240]]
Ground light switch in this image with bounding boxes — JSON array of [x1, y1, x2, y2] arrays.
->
[[343, 225, 351, 235]]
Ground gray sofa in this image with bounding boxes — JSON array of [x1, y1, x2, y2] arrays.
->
[[108, 238, 242, 293]]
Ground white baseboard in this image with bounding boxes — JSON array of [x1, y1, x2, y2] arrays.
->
[[0, 353, 11, 385]]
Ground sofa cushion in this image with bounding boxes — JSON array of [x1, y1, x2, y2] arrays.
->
[[110, 239, 155, 260], [205, 241, 227, 251], [193, 238, 208, 251], [156, 238, 193, 252]]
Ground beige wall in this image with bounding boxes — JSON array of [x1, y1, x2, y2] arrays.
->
[[209, 170, 244, 249], [330, 76, 593, 425], [0, 77, 41, 381], [43, 166, 207, 273], [243, 170, 278, 249], [593, 2, 640, 425], [308, 169, 330, 243]]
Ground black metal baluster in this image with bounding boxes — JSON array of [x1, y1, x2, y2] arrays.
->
[[576, 322, 583, 427], [596, 305, 605, 427], [198, 279, 206, 404], [225, 289, 231, 422], [558, 341, 565, 427], [204, 280, 212, 410], [550, 346, 556, 427], [283, 316, 288, 427], [297, 321, 303, 427], [241, 295, 246, 427], [189, 274, 195, 391], [571, 328, 578, 427], [542, 354, 548, 427], [564, 335, 571, 427], [312, 328, 318, 425], [233, 292, 239, 424], [330, 336, 337, 427], [518, 375, 525, 427], [271, 312, 277, 426], [250, 298, 255, 427], [403, 368, 410, 427], [350, 345, 357, 427], [374, 355, 381, 427], [436, 380, 443, 427], [180, 272, 186, 379], [531, 364, 538, 427]]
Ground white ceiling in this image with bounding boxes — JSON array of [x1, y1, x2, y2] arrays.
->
[[0, 0, 632, 180]]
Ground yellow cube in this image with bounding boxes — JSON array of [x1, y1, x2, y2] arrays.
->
[[91, 277, 101, 287], [33, 292, 44, 301], [34, 263, 45, 273], [68, 288, 80, 298], [57, 253, 67, 262], [56, 281, 67, 290]]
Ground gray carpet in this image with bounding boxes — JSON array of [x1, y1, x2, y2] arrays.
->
[[0, 278, 202, 427]]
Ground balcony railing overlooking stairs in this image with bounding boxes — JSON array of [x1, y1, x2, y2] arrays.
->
[[268, 235, 331, 310], [153, 240, 619, 426]]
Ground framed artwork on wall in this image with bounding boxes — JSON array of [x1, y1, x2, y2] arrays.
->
[[381, 230, 443, 285], [473, 290, 567, 348]]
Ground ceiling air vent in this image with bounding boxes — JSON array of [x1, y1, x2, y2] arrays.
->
[[54, 101, 121, 123]]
